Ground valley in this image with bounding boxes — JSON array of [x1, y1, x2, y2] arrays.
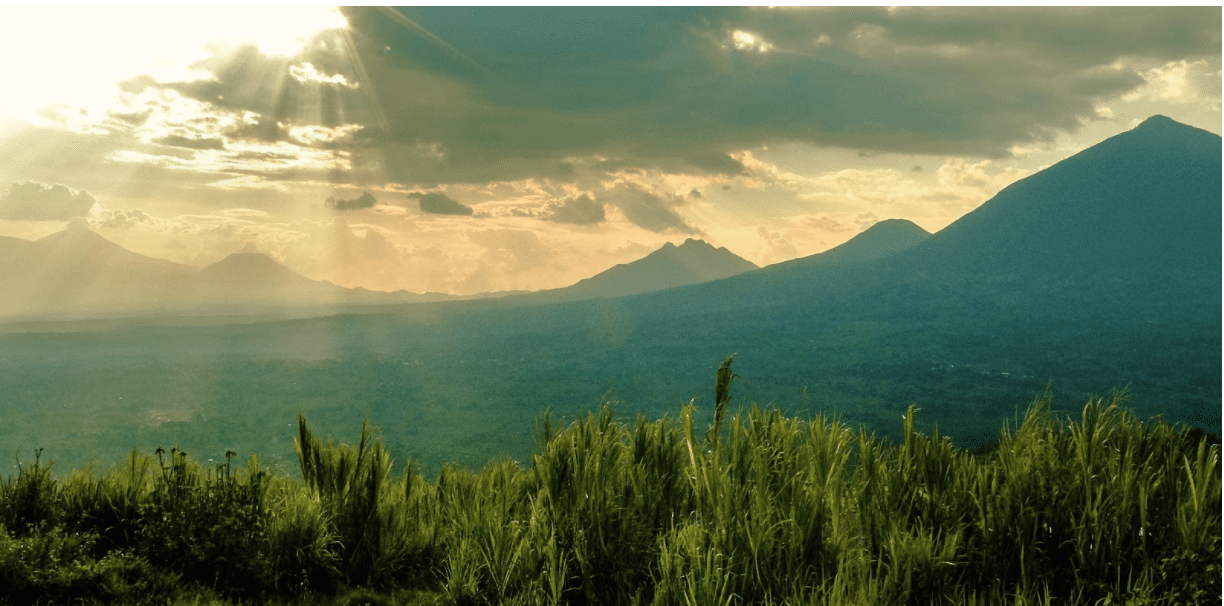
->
[[0, 115, 1219, 479]]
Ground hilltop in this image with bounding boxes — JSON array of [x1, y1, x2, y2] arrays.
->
[[513, 238, 759, 304]]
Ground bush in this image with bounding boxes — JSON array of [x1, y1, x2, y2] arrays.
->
[[0, 360, 1218, 605]]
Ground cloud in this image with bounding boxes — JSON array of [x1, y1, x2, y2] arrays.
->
[[289, 62, 359, 88], [1125, 59, 1222, 105], [803, 215, 853, 233], [0, 181, 98, 221], [220, 208, 271, 220], [92, 208, 153, 229], [156, 40, 375, 131], [756, 225, 798, 264], [56, 6, 1215, 208], [153, 134, 225, 150], [542, 194, 605, 225], [337, 5, 1218, 184], [328, 191, 378, 210], [684, 152, 747, 175], [854, 212, 879, 231], [231, 114, 284, 143], [605, 185, 699, 234], [459, 228, 564, 292], [413, 192, 474, 215]]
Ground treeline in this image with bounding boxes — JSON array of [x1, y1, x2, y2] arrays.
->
[[0, 378, 1219, 605]]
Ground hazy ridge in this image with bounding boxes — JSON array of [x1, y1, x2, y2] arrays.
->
[[0, 116, 1217, 477]]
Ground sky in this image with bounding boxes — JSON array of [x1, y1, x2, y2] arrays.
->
[[0, 6, 1218, 295]]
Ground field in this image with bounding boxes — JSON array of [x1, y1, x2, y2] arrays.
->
[[0, 364, 1219, 605], [0, 292, 1217, 478]]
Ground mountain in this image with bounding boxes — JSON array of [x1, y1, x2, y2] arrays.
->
[[605, 116, 1219, 398], [767, 219, 931, 270], [0, 229, 469, 320], [1, 116, 1218, 476], [0, 224, 195, 318], [195, 252, 343, 301], [895, 114, 1221, 277], [654, 116, 1220, 318], [462, 114, 1220, 439], [518, 238, 759, 304]]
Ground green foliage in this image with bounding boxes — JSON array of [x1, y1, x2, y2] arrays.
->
[[0, 525, 178, 605], [139, 448, 271, 596], [294, 414, 442, 590], [0, 449, 59, 534], [0, 361, 1219, 606]]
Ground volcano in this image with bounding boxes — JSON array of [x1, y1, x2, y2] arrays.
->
[[768, 218, 931, 270], [519, 238, 758, 304], [895, 115, 1220, 277]]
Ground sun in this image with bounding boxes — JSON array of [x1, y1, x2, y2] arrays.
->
[[193, 6, 349, 58], [0, 6, 349, 130]]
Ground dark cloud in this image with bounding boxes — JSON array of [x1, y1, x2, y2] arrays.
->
[[684, 152, 747, 175], [412, 192, 474, 216], [231, 115, 284, 143], [0, 181, 97, 221], [543, 194, 605, 225], [607, 186, 698, 234], [153, 134, 226, 150], [327, 191, 378, 210], [591, 158, 648, 175], [69, 6, 1216, 201], [333, 6, 1218, 186]]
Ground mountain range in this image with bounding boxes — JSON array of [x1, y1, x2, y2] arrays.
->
[[0, 115, 1217, 474], [599, 115, 1219, 413], [0, 220, 769, 320], [435, 114, 1219, 446], [0, 226, 469, 320]]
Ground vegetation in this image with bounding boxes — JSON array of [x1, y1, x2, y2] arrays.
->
[[0, 359, 1219, 605]]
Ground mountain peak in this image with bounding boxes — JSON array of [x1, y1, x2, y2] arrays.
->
[[899, 113, 1220, 275], [525, 238, 757, 303], [863, 219, 927, 234], [38, 224, 110, 246], [204, 251, 293, 277], [769, 218, 930, 270], [1137, 114, 1178, 129]]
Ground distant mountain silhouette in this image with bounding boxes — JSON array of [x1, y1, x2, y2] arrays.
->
[[517, 238, 759, 304], [897, 115, 1220, 277], [196, 252, 338, 298], [492, 115, 1220, 432], [642, 116, 1221, 317], [35, 225, 186, 275], [767, 219, 931, 270], [0, 228, 466, 320], [0, 224, 193, 318], [2, 116, 1217, 476]]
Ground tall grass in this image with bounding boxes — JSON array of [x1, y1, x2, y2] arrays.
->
[[0, 358, 1218, 605]]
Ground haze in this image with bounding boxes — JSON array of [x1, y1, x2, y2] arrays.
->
[[0, 7, 1218, 296]]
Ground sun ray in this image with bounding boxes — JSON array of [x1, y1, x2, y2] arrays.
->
[[372, 6, 491, 76]]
